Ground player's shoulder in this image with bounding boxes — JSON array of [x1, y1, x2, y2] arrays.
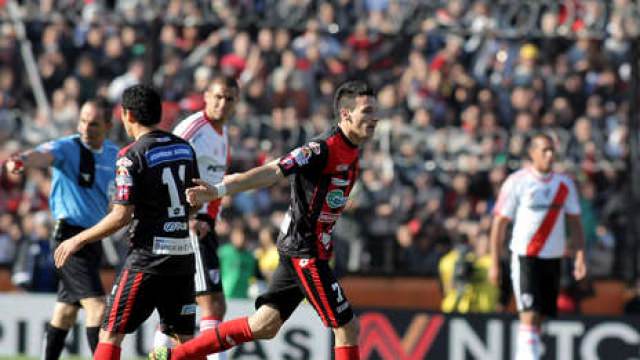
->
[[505, 168, 529, 184], [554, 172, 577, 187], [173, 111, 207, 136]]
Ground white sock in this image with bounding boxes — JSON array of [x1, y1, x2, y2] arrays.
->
[[201, 319, 226, 360], [516, 325, 541, 360], [153, 327, 175, 349]]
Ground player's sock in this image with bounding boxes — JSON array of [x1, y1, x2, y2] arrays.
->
[[154, 326, 175, 348], [86, 326, 100, 353], [335, 345, 360, 360], [43, 324, 69, 360], [171, 317, 253, 359], [516, 325, 540, 360], [200, 317, 224, 360], [93, 342, 121, 360]]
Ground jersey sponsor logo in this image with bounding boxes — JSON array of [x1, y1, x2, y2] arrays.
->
[[331, 177, 350, 186], [163, 221, 188, 232], [336, 164, 350, 172], [309, 142, 321, 154], [180, 304, 197, 315], [155, 136, 172, 143], [318, 212, 340, 223], [115, 166, 133, 186], [152, 236, 193, 255], [116, 157, 133, 167], [145, 144, 194, 168], [326, 189, 348, 208], [292, 146, 312, 166]]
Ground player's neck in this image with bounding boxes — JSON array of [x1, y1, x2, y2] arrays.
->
[[530, 166, 552, 177], [132, 125, 156, 140], [337, 122, 362, 147], [204, 110, 225, 134]]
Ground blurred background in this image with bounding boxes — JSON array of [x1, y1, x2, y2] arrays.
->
[[1, 0, 640, 358]]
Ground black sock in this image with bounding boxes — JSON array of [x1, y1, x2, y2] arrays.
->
[[86, 326, 100, 354], [44, 325, 69, 360]]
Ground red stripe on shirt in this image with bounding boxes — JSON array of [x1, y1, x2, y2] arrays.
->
[[526, 183, 569, 256], [177, 117, 207, 140], [182, 118, 209, 140], [118, 272, 144, 333]]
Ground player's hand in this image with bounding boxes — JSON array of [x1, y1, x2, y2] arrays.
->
[[573, 250, 587, 281], [186, 179, 218, 205], [190, 219, 211, 237], [489, 261, 500, 287], [54, 237, 82, 268], [5, 155, 25, 174]]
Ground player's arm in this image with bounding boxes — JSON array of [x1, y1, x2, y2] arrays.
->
[[54, 204, 134, 268], [4, 149, 54, 173], [187, 160, 284, 205], [567, 214, 587, 280], [489, 214, 510, 286]]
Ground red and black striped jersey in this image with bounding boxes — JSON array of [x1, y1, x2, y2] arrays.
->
[[113, 130, 200, 274], [277, 126, 360, 260]]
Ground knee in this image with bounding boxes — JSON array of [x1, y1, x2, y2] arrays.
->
[[248, 307, 283, 340], [53, 304, 78, 328], [335, 316, 359, 346]]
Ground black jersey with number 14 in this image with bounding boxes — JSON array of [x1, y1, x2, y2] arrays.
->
[[277, 126, 359, 260], [113, 130, 199, 275]]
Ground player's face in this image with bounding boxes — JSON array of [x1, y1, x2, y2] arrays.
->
[[77, 103, 110, 149], [204, 82, 238, 123], [529, 137, 555, 173], [341, 95, 378, 144]]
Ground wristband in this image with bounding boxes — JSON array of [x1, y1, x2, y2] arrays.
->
[[214, 183, 227, 197]]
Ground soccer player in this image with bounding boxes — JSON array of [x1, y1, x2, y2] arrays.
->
[[153, 75, 238, 359], [149, 80, 378, 360], [5, 99, 117, 359], [489, 133, 587, 360], [53, 85, 201, 360]]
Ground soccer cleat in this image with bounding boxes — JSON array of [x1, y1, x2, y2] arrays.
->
[[149, 346, 171, 360]]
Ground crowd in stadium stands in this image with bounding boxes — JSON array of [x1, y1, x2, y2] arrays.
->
[[0, 0, 636, 294]]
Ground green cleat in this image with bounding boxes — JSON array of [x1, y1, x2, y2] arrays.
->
[[149, 346, 171, 360]]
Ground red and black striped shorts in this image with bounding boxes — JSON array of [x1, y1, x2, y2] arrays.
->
[[102, 268, 196, 335], [255, 255, 354, 328]]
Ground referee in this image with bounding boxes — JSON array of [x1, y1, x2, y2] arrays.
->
[[5, 99, 119, 359]]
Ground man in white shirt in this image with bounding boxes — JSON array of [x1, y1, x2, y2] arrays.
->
[[153, 75, 238, 360], [489, 133, 587, 360]]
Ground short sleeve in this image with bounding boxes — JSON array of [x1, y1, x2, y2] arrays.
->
[[493, 175, 518, 220], [564, 178, 581, 215], [112, 153, 139, 205], [277, 141, 328, 177], [36, 138, 69, 169]]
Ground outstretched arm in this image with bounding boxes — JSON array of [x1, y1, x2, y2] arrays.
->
[[187, 160, 284, 205], [4, 150, 54, 173], [54, 204, 134, 268]]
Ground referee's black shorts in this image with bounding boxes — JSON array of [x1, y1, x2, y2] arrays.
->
[[256, 254, 354, 328], [51, 220, 104, 305]]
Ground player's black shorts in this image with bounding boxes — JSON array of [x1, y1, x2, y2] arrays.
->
[[511, 254, 561, 317], [51, 220, 104, 304], [192, 230, 223, 295], [102, 268, 195, 335], [256, 254, 354, 328]]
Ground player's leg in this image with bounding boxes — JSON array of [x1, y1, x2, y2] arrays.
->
[[44, 301, 79, 360], [153, 259, 304, 359], [289, 257, 360, 359], [512, 254, 546, 360], [95, 268, 154, 360], [79, 296, 106, 353]]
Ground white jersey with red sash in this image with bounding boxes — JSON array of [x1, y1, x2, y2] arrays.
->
[[493, 168, 581, 258], [173, 111, 230, 221]]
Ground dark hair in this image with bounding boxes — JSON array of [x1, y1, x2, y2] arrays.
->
[[210, 74, 239, 92], [121, 84, 162, 126], [85, 97, 111, 124], [333, 80, 375, 119]]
